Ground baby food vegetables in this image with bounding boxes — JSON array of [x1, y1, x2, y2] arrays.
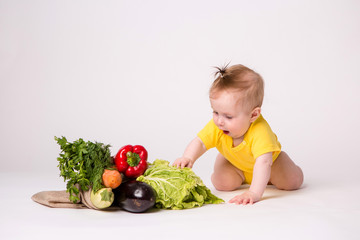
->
[[102, 168, 122, 189], [90, 188, 114, 209], [114, 145, 148, 178], [55, 136, 113, 203], [54, 137, 222, 212], [114, 180, 156, 213], [137, 159, 224, 209]]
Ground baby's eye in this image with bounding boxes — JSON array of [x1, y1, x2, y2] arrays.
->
[[225, 116, 233, 120], [213, 111, 218, 115]]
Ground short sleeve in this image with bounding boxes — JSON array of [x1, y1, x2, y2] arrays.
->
[[249, 118, 281, 160], [197, 119, 219, 150]]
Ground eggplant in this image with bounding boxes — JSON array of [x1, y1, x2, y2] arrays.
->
[[114, 180, 156, 213]]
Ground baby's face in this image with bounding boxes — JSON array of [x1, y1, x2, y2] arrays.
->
[[210, 90, 254, 142]]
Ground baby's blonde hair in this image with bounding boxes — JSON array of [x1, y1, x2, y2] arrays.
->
[[210, 64, 264, 111]]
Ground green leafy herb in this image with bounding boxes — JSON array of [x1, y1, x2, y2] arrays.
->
[[137, 159, 224, 209], [55, 136, 113, 203]]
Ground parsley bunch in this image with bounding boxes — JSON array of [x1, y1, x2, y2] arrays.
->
[[55, 136, 113, 203]]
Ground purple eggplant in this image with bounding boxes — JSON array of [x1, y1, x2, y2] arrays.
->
[[114, 180, 156, 213]]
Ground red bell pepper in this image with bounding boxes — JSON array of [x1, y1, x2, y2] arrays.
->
[[114, 145, 148, 178]]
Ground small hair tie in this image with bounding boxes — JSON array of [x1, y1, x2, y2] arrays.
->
[[213, 62, 230, 79], [219, 69, 225, 78]]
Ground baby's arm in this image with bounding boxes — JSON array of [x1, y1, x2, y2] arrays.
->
[[173, 137, 207, 168], [229, 152, 273, 204]]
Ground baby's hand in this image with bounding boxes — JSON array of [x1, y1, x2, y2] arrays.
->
[[172, 157, 194, 168], [229, 190, 261, 205]]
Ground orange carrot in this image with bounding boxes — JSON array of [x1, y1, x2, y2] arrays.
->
[[102, 169, 122, 189]]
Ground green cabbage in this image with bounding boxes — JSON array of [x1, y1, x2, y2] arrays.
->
[[136, 159, 224, 209]]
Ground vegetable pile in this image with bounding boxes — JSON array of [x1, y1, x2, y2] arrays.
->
[[137, 160, 224, 209], [55, 136, 223, 212]]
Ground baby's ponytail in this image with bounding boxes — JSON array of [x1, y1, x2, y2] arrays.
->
[[213, 62, 230, 79]]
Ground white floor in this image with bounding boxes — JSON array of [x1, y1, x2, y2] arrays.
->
[[1, 170, 359, 240]]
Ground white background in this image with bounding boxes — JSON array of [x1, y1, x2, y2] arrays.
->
[[1, 0, 360, 239]]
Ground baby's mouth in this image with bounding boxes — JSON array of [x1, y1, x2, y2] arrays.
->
[[223, 130, 230, 135]]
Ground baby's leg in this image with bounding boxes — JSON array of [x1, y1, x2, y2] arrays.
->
[[270, 152, 304, 190], [211, 153, 245, 191]]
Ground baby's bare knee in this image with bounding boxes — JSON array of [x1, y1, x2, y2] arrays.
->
[[285, 178, 303, 190], [211, 173, 241, 191], [277, 168, 304, 190], [291, 167, 304, 189]]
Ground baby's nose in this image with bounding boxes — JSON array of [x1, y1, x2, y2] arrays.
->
[[218, 117, 224, 126]]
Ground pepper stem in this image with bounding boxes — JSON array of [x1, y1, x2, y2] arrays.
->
[[126, 152, 141, 167]]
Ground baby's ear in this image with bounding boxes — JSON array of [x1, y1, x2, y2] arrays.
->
[[250, 107, 261, 122]]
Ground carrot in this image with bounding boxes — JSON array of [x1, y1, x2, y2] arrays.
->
[[102, 169, 122, 189]]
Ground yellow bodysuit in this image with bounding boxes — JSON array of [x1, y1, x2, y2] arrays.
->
[[197, 115, 281, 184]]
